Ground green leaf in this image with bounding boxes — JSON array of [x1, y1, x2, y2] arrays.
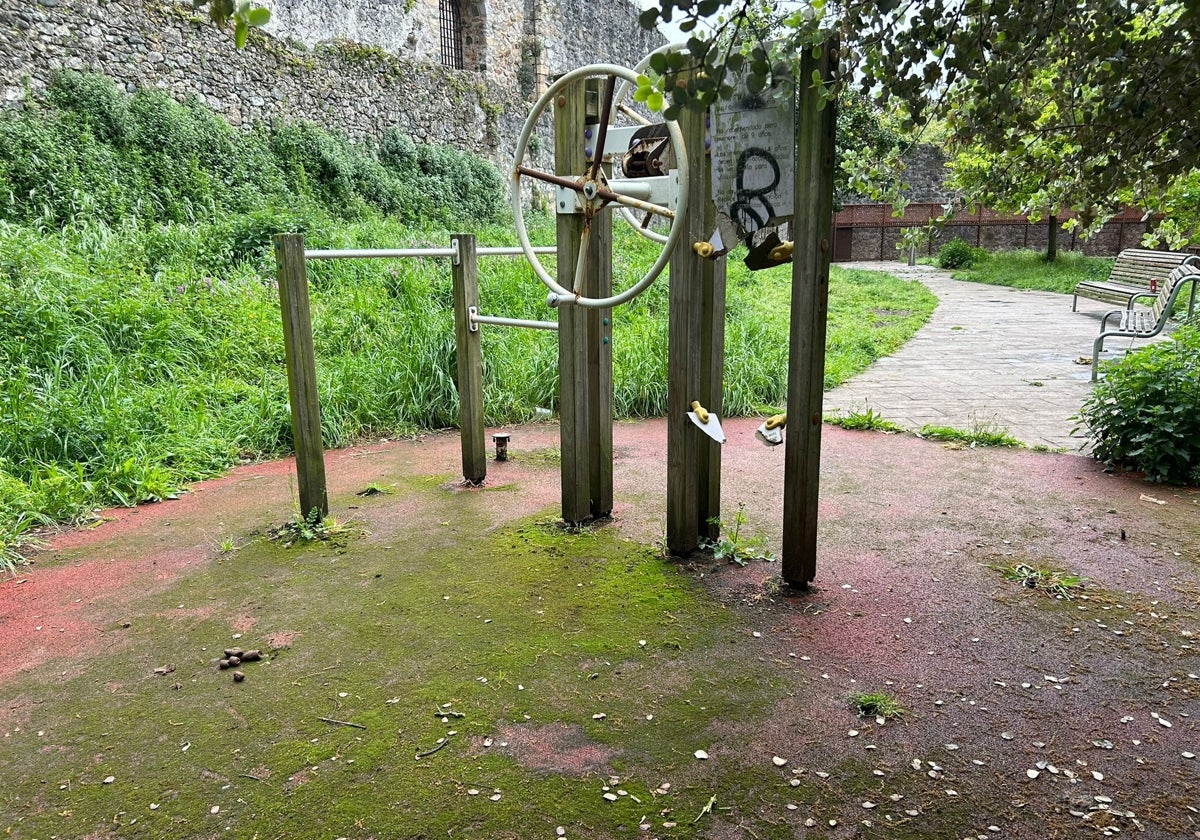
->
[[234, 18, 249, 48], [639, 8, 660, 28], [247, 7, 271, 26], [649, 52, 669, 74], [647, 90, 664, 112]]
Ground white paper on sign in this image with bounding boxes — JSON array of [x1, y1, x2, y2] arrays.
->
[[710, 69, 796, 243]]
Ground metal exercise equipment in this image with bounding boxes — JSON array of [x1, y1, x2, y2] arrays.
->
[[511, 63, 689, 309]]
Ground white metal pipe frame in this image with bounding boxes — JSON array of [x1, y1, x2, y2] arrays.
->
[[467, 307, 558, 331], [304, 246, 556, 260]]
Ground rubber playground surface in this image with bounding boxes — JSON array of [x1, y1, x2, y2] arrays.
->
[[2, 418, 1199, 839]]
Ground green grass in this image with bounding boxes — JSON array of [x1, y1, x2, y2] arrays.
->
[[917, 423, 1024, 448], [849, 690, 906, 721], [824, 406, 905, 433], [730, 263, 937, 405], [1001, 562, 1085, 599], [947, 249, 1114, 294]]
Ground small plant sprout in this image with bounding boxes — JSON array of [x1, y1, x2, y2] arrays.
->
[[917, 422, 1023, 448], [1002, 563, 1084, 600], [268, 508, 357, 548], [850, 691, 906, 722], [356, 483, 395, 497], [825, 407, 905, 433], [700, 503, 775, 567], [218, 536, 237, 554]]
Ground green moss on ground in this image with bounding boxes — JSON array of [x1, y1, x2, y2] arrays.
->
[[0, 506, 789, 839]]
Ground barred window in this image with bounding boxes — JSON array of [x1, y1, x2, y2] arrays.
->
[[439, 0, 464, 69]]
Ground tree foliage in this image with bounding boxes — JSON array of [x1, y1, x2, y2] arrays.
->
[[638, 0, 1200, 241], [192, 0, 271, 48]]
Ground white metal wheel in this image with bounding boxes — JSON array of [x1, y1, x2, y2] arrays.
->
[[611, 44, 693, 245], [510, 63, 689, 309]]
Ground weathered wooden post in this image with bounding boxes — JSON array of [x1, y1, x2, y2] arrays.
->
[[451, 233, 486, 484], [696, 111, 726, 543], [273, 232, 328, 519], [667, 88, 725, 552], [781, 41, 838, 587], [585, 198, 614, 518], [555, 78, 614, 523]]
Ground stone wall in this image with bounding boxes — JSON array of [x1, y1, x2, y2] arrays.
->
[[0, 0, 662, 167], [541, 0, 663, 78], [833, 205, 1154, 261], [901, 144, 955, 204]]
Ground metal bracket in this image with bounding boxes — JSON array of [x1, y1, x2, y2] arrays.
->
[[556, 172, 681, 215], [467, 305, 479, 332], [451, 238, 462, 266]]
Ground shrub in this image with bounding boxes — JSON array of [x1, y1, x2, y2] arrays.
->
[[937, 237, 987, 269], [1076, 326, 1200, 484]]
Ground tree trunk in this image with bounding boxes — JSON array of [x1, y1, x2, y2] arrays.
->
[[1046, 214, 1059, 262]]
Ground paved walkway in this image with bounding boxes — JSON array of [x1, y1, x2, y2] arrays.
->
[[824, 262, 1137, 451]]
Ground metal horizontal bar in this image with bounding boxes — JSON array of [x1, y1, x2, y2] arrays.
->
[[305, 247, 455, 260], [304, 246, 557, 260], [470, 313, 559, 331], [478, 246, 556, 256]]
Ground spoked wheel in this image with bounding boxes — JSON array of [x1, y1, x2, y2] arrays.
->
[[610, 45, 690, 245], [511, 63, 689, 309]]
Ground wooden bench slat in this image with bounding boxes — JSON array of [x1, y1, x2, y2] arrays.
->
[[1073, 248, 1196, 311]]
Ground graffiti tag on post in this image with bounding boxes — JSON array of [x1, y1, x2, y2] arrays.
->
[[710, 82, 795, 242]]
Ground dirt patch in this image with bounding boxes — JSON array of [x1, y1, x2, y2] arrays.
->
[[264, 630, 301, 650], [496, 722, 619, 775], [229, 613, 257, 633]]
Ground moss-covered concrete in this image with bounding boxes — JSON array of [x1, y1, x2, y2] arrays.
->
[[0, 503, 809, 839], [4, 422, 1200, 839]]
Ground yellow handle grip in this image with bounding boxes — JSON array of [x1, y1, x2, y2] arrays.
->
[[765, 413, 787, 430], [769, 241, 795, 262], [693, 241, 715, 258], [690, 400, 709, 423]]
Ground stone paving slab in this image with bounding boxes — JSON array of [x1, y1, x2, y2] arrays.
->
[[825, 262, 1162, 451]]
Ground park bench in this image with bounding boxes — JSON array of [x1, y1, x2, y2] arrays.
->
[[1092, 262, 1200, 380], [1073, 248, 1198, 312]]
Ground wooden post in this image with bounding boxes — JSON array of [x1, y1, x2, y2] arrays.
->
[[274, 233, 328, 519], [666, 87, 709, 553], [586, 201, 614, 518], [452, 234, 486, 484], [781, 41, 837, 587], [555, 78, 592, 524], [696, 109, 725, 541]]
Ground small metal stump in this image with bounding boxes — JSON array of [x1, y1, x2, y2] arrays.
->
[[492, 432, 511, 462]]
